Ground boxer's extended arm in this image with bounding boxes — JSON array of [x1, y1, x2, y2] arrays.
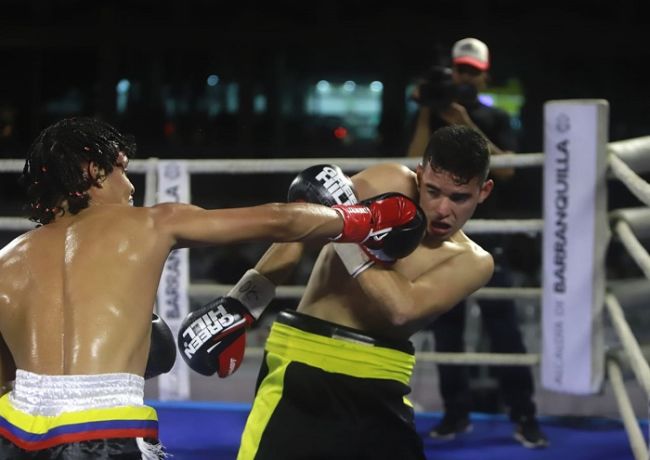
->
[[152, 202, 344, 249], [353, 249, 494, 325]]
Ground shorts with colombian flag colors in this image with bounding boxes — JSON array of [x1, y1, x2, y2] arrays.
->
[[0, 370, 165, 459], [237, 309, 425, 460]]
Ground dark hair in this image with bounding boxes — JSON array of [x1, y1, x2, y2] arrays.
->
[[20, 117, 136, 225], [422, 125, 490, 185]]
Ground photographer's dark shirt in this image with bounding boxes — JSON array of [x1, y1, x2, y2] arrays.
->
[[423, 98, 519, 219]]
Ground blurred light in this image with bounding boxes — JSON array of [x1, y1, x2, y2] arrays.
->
[[478, 94, 494, 106], [163, 121, 176, 137], [254, 94, 267, 113], [316, 80, 331, 93], [342, 81, 356, 92], [370, 81, 383, 92], [207, 74, 219, 87], [116, 79, 130, 94], [333, 126, 348, 139]]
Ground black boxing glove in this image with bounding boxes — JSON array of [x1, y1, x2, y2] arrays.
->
[[177, 297, 254, 378], [144, 314, 177, 380], [288, 164, 421, 244], [177, 269, 276, 378], [287, 164, 358, 206]]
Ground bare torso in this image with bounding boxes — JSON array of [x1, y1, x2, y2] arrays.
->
[[296, 163, 492, 340], [298, 232, 483, 339], [0, 205, 170, 376]]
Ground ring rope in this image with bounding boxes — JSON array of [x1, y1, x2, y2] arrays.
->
[[0, 152, 544, 175], [607, 358, 649, 460], [464, 218, 543, 234], [242, 344, 538, 366], [612, 220, 650, 280], [608, 153, 650, 207], [188, 284, 541, 302], [412, 351, 539, 366], [605, 293, 650, 397], [0, 216, 547, 235], [608, 136, 650, 173]]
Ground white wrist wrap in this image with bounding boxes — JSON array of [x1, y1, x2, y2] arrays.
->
[[227, 269, 276, 320], [332, 243, 374, 278]]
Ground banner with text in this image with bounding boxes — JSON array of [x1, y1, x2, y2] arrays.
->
[[156, 160, 191, 400], [542, 100, 608, 394]]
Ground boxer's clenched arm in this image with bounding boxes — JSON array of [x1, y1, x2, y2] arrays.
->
[[253, 242, 306, 286], [354, 248, 493, 326]]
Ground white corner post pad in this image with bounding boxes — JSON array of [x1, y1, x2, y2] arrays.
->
[[226, 269, 277, 320], [332, 243, 374, 278]]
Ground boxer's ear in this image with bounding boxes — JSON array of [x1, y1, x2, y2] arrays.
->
[[86, 161, 106, 185]]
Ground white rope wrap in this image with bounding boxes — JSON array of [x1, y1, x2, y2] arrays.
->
[[332, 243, 374, 278], [226, 269, 276, 320]]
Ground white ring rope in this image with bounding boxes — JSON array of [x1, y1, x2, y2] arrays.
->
[[243, 345, 538, 366], [464, 218, 542, 234], [189, 284, 541, 302], [0, 151, 544, 175], [609, 136, 650, 174], [605, 294, 650, 397], [608, 153, 650, 207], [413, 351, 539, 366], [607, 358, 649, 460], [612, 219, 650, 281], [0, 216, 546, 235]]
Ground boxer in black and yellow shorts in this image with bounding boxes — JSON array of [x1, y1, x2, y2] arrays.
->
[[238, 310, 425, 460], [0, 370, 164, 459]]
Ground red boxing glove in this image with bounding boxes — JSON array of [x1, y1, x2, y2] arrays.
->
[[332, 192, 421, 244]]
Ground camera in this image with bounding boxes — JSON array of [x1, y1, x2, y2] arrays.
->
[[416, 65, 457, 112], [416, 65, 480, 112]]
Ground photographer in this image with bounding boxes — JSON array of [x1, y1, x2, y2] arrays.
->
[[408, 39, 514, 181], [406, 38, 548, 449]]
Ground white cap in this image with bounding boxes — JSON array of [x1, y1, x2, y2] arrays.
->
[[452, 37, 489, 71]]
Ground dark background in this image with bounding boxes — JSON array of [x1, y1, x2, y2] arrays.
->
[[1, 1, 649, 157], [0, 1, 648, 282]]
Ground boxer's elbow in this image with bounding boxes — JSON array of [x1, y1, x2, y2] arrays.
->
[[379, 294, 417, 327]]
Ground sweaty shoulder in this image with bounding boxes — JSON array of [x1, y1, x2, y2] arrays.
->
[[452, 231, 495, 283], [352, 163, 417, 200]]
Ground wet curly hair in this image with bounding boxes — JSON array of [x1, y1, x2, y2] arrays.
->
[[20, 117, 136, 225]]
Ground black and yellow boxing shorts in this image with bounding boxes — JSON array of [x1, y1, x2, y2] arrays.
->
[[238, 310, 425, 460]]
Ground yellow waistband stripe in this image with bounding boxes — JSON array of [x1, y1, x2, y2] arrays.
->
[[265, 322, 415, 385]]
